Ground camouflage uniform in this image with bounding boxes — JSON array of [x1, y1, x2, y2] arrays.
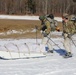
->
[[39, 16, 53, 53], [62, 14, 76, 57], [73, 18, 76, 33]]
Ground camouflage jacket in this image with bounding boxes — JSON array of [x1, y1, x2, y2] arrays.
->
[[40, 19, 51, 34], [44, 19, 51, 34], [63, 20, 75, 34]]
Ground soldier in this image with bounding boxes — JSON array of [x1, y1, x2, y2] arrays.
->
[[62, 13, 76, 58], [39, 15, 53, 53]]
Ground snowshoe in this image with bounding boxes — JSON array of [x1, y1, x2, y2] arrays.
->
[[63, 52, 72, 58]]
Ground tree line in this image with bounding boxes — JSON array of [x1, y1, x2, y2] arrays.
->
[[0, 0, 76, 16]]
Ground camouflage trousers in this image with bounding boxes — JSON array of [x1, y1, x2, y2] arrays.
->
[[41, 32, 53, 51], [63, 33, 72, 53]]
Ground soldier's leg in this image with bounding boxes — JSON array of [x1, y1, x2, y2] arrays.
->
[[41, 37, 49, 52], [47, 42, 53, 53], [47, 34, 53, 53], [63, 37, 72, 57], [41, 37, 48, 45], [64, 37, 71, 53]]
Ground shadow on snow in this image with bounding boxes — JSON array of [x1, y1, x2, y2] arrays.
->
[[54, 49, 67, 56]]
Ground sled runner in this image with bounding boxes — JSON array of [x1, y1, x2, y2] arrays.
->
[[0, 51, 46, 60]]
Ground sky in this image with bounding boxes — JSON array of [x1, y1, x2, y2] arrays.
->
[[0, 15, 76, 75]]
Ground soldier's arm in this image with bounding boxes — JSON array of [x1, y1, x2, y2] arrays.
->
[[45, 21, 51, 34]]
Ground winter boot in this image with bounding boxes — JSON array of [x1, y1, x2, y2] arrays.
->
[[67, 52, 72, 57], [63, 52, 72, 58]]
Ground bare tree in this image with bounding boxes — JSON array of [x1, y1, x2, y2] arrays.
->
[[0, 0, 76, 16]]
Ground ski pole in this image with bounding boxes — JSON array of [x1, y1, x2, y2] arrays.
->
[[35, 25, 38, 44], [70, 38, 76, 48], [4, 45, 12, 58], [47, 36, 61, 49]]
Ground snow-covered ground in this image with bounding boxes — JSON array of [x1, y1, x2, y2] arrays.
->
[[0, 15, 76, 75]]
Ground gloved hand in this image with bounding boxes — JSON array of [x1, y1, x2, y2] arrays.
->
[[64, 33, 72, 38], [41, 31, 48, 37], [64, 33, 68, 38], [43, 33, 48, 37]]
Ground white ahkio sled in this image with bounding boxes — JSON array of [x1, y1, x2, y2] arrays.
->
[[0, 43, 46, 60]]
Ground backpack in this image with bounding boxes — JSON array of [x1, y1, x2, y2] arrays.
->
[[46, 14, 58, 31], [47, 14, 54, 19]]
